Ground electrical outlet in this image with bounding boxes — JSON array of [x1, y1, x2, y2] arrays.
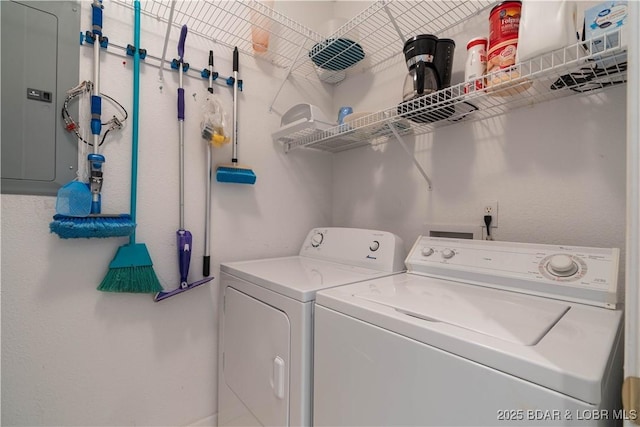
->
[[482, 201, 499, 228]]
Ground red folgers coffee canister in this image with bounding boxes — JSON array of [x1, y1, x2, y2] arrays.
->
[[487, 1, 521, 80]]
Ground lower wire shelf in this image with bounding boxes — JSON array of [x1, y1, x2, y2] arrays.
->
[[276, 30, 628, 154]]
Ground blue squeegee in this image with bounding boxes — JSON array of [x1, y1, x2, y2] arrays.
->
[[216, 47, 256, 185]]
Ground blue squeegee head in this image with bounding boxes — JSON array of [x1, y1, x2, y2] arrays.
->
[[216, 167, 256, 185]]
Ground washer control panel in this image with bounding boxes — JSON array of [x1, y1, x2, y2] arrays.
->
[[407, 237, 620, 308]]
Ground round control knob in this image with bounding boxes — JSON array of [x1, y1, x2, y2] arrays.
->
[[370, 240, 380, 252], [421, 247, 434, 257], [441, 249, 455, 259], [310, 232, 324, 248], [547, 254, 579, 277]]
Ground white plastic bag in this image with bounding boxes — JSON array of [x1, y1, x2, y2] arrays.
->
[[517, 0, 578, 63], [201, 94, 230, 147]]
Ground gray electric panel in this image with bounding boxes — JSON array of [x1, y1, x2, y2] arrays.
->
[[1, 1, 80, 195]]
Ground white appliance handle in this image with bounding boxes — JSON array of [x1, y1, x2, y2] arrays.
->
[[272, 356, 285, 399]]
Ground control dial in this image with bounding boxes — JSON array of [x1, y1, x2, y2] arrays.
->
[[546, 254, 579, 277], [370, 240, 380, 252], [421, 247, 434, 257], [310, 232, 324, 248], [441, 249, 455, 259]]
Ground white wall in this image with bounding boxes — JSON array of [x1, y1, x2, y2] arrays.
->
[[1, 1, 334, 426], [1, 1, 629, 426]]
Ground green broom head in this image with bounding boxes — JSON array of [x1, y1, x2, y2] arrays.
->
[[98, 243, 163, 293], [50, 214, 136, 239]]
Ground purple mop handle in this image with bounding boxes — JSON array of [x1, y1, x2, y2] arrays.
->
[[177, 25, 187, 121], [177, 229, 192, 287], [178, 88, 185, 120], [177, 25, 187, 62]]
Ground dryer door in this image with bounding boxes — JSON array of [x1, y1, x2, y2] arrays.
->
[[223, 287, 290, 426]]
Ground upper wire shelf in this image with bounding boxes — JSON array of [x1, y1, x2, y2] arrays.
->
[[112, 0, 493, 83], [113, 0, 325, 72], [276, 30, 628, 153], [110, 2, 627, 154]]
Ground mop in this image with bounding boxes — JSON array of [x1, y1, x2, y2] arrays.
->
[[155, 25, 213, 302], [49, 0, 135, 239], [216, 47, 256, 185], [98, 0, 162, 293]]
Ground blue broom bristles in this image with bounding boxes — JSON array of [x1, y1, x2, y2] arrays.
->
[[50, 214, 136, 239]]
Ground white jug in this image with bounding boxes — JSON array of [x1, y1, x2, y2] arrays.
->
[[516, 0, 578, 63]]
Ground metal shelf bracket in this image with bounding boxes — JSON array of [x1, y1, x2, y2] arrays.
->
[[389, 123, 432, 190]]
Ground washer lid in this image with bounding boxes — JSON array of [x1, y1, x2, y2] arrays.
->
[[355, 279, 570, 345], [221, 256, 398, 302], [316, 274, 623, 404]]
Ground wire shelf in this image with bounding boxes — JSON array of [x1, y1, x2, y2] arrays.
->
[[113, 0, 325, 71], [276, 30, 628, 153], [112, 0, 494, 82], [110, 2, 627, 153], [299, 0, 494, 82]]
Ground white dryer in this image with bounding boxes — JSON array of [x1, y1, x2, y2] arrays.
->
[[314, 236, 624, 426], [217, 228, 405, 427]]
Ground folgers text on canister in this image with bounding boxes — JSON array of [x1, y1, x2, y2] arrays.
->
[[487, 0, 521, 77]]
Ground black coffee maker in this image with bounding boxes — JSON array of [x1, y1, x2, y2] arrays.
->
[[399, 35, 456, 123]]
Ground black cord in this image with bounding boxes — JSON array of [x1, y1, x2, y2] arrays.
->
[[484, 215, 493, 241], [61, 87, 128, 147], [101, 93, 128, 124]]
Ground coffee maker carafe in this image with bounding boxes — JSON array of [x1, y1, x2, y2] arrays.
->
[[400, 35, 456, 123]]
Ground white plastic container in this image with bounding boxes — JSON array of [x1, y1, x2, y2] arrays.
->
[[516, 0, 578, 63], [464, 37, 487, 94], [272, 104, 334, 142]]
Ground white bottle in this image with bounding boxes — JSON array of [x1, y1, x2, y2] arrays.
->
[[464, 37, 487, 94]]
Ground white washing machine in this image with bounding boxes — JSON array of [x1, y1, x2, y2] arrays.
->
[[314, 236, 624, 426], [217, 227, 405, 427]]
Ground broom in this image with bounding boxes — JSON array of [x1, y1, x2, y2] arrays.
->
[[98, 0, 162, 293], [216, 47, 256, 184]]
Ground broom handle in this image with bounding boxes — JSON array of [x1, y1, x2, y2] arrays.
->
[[130, 0, 141, 244], [232, 47, 238, 164]]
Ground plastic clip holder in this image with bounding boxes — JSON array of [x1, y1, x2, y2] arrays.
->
[[201, 69, 220, 80], [171, 59, 189, 72], [83, 31, 96, 45], [127, 45, 146, 59]]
